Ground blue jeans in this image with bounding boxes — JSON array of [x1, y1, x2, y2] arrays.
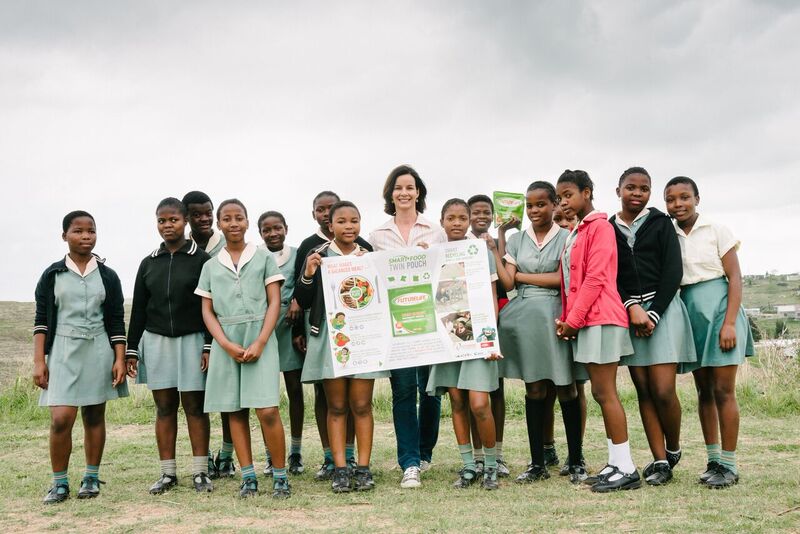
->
[[390, 365, 441, 470]]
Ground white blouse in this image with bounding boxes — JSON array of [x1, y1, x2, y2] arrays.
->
[[673, 213, 740, 286]]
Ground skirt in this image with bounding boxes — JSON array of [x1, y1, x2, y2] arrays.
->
[[276, 305, 304, 373], [621, 296, 697, 367], [426, 358, 499, 396], [137, 331, 207, 391], [572, 324, 634, 365], [39, 325, 129, 407], [678, 277, 754, 373], [203, 315, 281, 412], [497, 289, 575, 385]]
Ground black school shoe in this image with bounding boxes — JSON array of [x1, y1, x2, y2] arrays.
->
[[77, 476, 104, 499], [543, 447, 560, 467], [453, 468, 478, 489], [214, 452, 236, 479], [239, 477, 258, 498], [568, 464, 588, 484], [353, 467, 376, 491], [583, 465, 613, 486], [705, 465, 739, 489], [666, 449, 682, 468], [272, 477, 291, 499], [193, 472, 214, 493], [288, 453, 304, 475], [207, 452, 218, 479], [561, 455, 586, 477], [590, 467, 642, 493], [481, 467, 499, 490], [698, 461, 721, 484], [644, 463, 673, 486], [515, 464, 550, 484], [149, 474, 178, 495], [42, 484, 69, 504], [315, 457, 334, 481], [474, 460, 485, 478], [331, 467, 352, 493]]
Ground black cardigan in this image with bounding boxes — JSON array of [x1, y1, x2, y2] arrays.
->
[[34, 255, 126, 355], [611, 208, 683, 324], [294, 242, 371, 337], [126, 240, 212, 359]]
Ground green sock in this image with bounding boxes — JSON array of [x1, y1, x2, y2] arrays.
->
[[495, 441, 503, 461], [720, 450, 737, 475], [484, 446, 497, 470], [220, 441, 234, 461], [53, 470, 69, 487], [345, 443, 355, 461], [84, 464, 99, 479], [706, 443, 721, 464], [473, 447, 484, 462], [324, 447, 333, 461], [273, 467, 287, 480], [241, 464, 256, 480], [290, 436, 302, 456], [458, 444, 475, 479]]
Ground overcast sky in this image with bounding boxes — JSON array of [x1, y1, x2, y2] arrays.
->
[[1, 1, 798, 301]]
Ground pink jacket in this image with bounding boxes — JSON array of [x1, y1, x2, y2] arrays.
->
[[560, 212, 629, 330]]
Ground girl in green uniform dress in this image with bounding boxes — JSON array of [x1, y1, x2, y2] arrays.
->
[[296, 201, 389, 493], [33, 211, 129, 503], [195, 199, 290, 499], [426, 199, 503, 490], [493, 182, 586, 484], [664, 176, 754, 488], [612, 168, 696, 486], [258, 210, 305, 476]]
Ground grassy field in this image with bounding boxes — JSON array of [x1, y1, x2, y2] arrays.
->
[[1, 302, 799, 533]]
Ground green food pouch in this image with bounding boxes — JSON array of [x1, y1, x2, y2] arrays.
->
[[493, 191, 525, 227]]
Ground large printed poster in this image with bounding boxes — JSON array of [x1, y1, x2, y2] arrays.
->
[[320, 239, 499, 377]]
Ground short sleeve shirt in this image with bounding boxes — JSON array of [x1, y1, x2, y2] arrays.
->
[[195, 243, 285, 318], [673, 214, 740, 285]]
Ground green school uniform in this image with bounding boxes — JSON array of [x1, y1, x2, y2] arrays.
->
[[195, 243, 285, 411], [300, 243, 390, 383], [426, 248, 499, 395], [261, 245, 304, 372], [137, 331, 206, 391], [614, 214, 697, 367], [39, 262, 129, 406], [562, 229, 634, 364], [498, 225, 576, 385]]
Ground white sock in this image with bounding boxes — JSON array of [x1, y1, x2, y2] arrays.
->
[[192, 456, 208, 475], [160, 458, 177, 476], [609, 441, 636, 474], [666, 447, 681, 455], [606, 439, 613, 466]]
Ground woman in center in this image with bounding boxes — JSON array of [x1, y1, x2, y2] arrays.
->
[[426, 198, 503, 490]]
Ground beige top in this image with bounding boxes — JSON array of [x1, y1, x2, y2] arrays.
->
[[673, 214, 740, 285]]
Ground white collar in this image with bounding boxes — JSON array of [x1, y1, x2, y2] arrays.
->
[[467, 230, 482, 240], [673, 212, 709, 237], [217, 242, 258, 273], [205, 231, 222, 252], [315, 228, 332, 241], [376, 213, 434, 231], [65, 255, 98, 277], [270, 246, 292, 267], [525, 223, 560, 250], [614, 208, 650, 230], [329, 240, 359, 256]]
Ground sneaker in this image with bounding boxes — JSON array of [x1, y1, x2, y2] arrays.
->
[[353, 467, 376, 491], [315, 457, 335, 481], [645, 463, 673, 486], [193, 472, 214, 493], [288, 453, 304, 475], [666, 449, 682, 469], [347, 456, 357, 473], [699, 461, 721, 484], [419, 460, 433, 472], [400, 466, 421, 489], [263, 458, 274, 477], [474, 460, 485, 478], [543, 446, 559, 467], [496, 459, 510, 478], [453, 468, 477, 488], [516, 464, 550, 484], [207, 452, 218, 480], [332, 467, 352, 493], [42, 484, 69, 504], [705, 465, 739, 489], [482, 467, 499, 490], [239, 477, 258, 498], [214, 452, 236, 478], [590, 466, 642, 493], [149, 473, 178, 495], [568, 464, 588, 484], [77, 476, 104, 499], [272, 477, 291, 499]]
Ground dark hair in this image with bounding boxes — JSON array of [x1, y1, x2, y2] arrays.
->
[[557, 169, 594, 200], [440, 198, 469, 220], [216, 198, 248, 219], [156, 197, 188, 217], [619, 166, 651, 186], [62, 210, 95, 232], [382, 165, 428, 215], [181, 191, 212, 208], [257, 210, 287, 229], [664, 176, 699, 196], [526, 181, 557, 203], [313, 191, 340, 206], [467, 194, 494, 213], [328, 200, 360, 221]]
